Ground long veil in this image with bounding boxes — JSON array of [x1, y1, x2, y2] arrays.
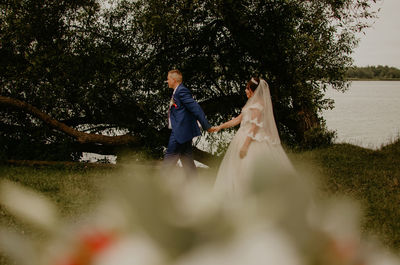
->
[[243, 79, 281, 145], [214, 79, 293, 197]]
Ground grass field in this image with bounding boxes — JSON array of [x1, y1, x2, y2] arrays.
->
[[0, 139, 399, 264], [292, 139, 400, 248]]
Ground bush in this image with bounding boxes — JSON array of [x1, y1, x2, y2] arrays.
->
[[0, 137, 82, 162], [301, 126, 336, 149]]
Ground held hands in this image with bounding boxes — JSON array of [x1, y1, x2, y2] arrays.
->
[[208, 126, 221, 133]]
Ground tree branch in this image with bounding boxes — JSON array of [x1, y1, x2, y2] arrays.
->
[[0, 96, 141, 146]]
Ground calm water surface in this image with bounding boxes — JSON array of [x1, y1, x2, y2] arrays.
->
[[323, 81, 400, 149]]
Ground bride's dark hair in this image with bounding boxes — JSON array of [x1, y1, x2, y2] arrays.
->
[[246, 77, 260, 92]]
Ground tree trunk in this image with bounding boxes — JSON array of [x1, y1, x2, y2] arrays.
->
[[295, 107, 320, 142]]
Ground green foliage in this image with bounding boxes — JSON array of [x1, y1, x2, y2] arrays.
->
[[0, 0, 381, 160], [346, 65, 400, 80], [0, 138, 6, 164], [0, 110, 81, 161], [301, 125, 337, 150]]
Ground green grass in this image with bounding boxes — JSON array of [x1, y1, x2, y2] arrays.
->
[[0, 165, 110, 218], [0, 139, 399, 264], [292, 138, 400, 248], [0, 165, 112, 265]]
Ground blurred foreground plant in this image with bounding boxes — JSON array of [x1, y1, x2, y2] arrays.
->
[[0, 158, 399, 265]]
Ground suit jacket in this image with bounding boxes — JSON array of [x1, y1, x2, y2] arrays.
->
[[170, 83, 211, 144]]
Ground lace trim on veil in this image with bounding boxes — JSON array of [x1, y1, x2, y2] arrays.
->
[[241, 79, 281, 145]]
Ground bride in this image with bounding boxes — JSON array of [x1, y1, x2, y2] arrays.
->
[[210, 77, 294, 197]]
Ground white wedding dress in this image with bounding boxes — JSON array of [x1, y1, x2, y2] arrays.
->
[[214, 80, 294, 198]]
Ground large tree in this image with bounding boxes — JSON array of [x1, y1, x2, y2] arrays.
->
[[0, 0, 379, 164]]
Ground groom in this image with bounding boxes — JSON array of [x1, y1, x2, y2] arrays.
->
[[163, 69, 212, 177]]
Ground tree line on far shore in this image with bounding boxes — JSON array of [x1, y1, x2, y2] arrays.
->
[[346, 65, 400, 80]]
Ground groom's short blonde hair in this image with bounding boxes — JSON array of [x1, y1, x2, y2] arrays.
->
[[168, 69, 183, 83]]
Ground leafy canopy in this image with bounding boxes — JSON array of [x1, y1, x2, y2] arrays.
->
[[0, 0, 379, 160]]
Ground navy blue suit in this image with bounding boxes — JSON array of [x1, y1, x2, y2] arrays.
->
[[164, 83, 211, 176]]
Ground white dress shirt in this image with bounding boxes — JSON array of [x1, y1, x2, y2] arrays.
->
[[168, 84, 180, 129]]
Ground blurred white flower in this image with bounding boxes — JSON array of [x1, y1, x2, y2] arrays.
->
[[175, 227, 302, 265], [1, 159, 400, 265], [0, 179, 58, 231], [170, 177, 220, 226], [0, 228, 37, 265], [94, 233, 165, 265]]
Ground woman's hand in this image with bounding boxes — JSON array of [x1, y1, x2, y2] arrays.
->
[[239, 145, 248, 159]]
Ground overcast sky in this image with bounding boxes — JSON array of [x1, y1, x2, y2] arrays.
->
[[352, 0, 400, 68]]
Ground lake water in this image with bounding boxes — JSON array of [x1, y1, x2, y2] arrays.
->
[[323, 81, 400, 149]]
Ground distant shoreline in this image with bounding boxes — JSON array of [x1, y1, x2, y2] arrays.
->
[[346, 66, 400, 81], [346, 78, 400, 81]]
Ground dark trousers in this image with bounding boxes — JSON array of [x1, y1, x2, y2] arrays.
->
[[163, 132, 196, 177]]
